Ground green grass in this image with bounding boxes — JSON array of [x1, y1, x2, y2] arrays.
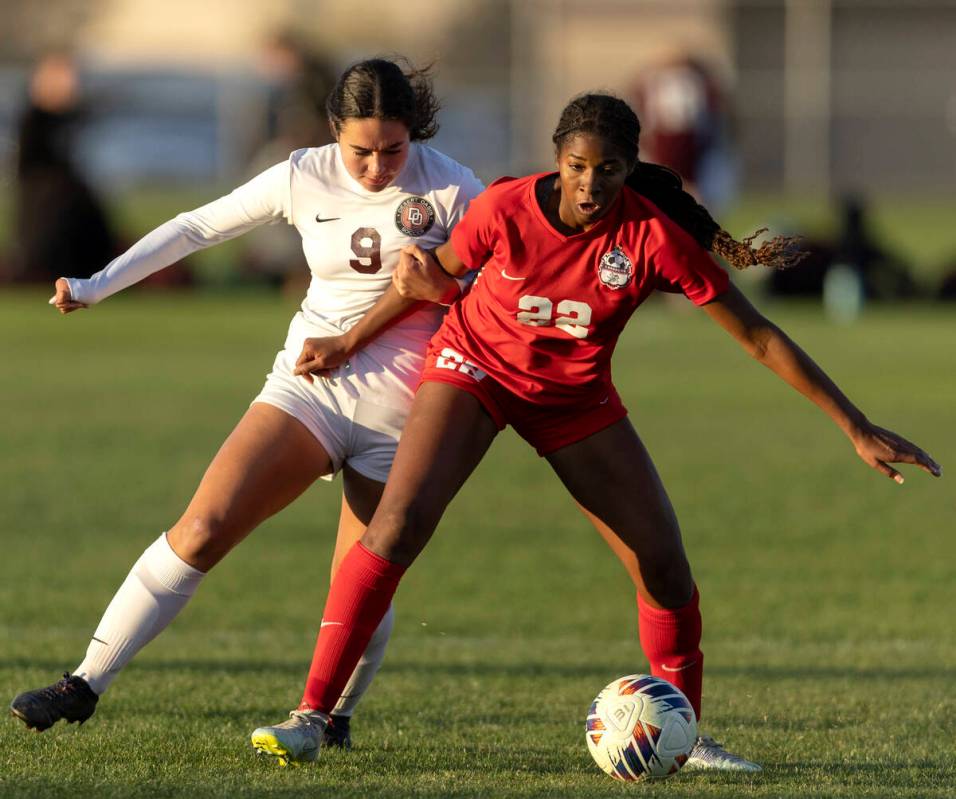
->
[[0, 289, 953, 798]]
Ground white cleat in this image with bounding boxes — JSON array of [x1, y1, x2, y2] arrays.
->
[[251, 709, 326, 767], [685, 734, 763, 772]]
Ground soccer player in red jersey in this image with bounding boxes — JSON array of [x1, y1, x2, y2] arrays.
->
[[263, 93, 941, 769]]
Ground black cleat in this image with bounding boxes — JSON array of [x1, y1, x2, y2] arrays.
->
[[10, 673, 99, 732], [322, 713, 352, 749]]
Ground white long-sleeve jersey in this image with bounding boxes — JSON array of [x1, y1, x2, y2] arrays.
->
[[66, 143, 484, 406]]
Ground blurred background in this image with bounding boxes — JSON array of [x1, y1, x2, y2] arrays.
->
[[0, 0, 955, 303]]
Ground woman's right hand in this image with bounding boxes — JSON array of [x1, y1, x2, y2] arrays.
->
[[49, 278, 88, 314], [294, 335, 353, 384]]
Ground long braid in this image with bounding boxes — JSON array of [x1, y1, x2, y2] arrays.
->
[[553, 93, 805, 270], [630, 162, 805, 270]]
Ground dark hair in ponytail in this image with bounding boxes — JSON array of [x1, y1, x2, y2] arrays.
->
[[327, 57, 440, 141], [552, 93, 804, 270]]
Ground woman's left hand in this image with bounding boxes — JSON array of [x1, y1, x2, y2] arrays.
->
[[852, 421, 942, 484], [395, 246, 459, 304], [293, 336, 352, 384]]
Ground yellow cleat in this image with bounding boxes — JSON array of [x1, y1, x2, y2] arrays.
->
[[251, 710, 324, 765]]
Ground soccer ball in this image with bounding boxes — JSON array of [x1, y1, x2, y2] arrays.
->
[[585, 674, 697, 781]]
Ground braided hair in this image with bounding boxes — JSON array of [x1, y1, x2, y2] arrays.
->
[[327, 57, 440, 141], [552, 93, 803, 270]]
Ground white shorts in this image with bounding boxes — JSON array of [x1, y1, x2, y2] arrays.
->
[[252, 348, 411, 483]]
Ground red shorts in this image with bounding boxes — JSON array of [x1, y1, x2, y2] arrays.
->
[[420, 345, 628, 456]]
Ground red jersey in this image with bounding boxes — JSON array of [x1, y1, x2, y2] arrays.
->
[[434, 173, 729, 406]]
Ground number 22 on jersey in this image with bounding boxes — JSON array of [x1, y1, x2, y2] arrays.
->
[[517, 295, 592, 340]]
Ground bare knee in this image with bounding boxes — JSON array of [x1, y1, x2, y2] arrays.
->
[[362, 501, 438, 567], [167, 515, 239, 571], [639, 554, 694, 609]]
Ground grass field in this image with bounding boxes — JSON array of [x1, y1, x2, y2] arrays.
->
[[0, 288, 953, 798]]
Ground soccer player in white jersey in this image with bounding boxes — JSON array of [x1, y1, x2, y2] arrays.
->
[[10, 58, 483, 755]]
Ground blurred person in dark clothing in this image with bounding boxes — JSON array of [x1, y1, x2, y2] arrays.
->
[[243, 32, 337, 291], [770, 195, 915, 300], [835, 195, 914, 300], [258, 31, 336, 152], [938, 264, 956, 300], [11, 52, 117, 282]]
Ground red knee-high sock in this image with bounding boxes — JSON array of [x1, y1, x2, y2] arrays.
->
[[300, 542, 406, 713], [637, 586, 704, 720]]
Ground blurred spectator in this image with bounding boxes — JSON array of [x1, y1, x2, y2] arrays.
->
[[766, 236, 832, 298], [242, 32, 336, 291], [8, 52, 117, 283], [935, 263, 956, 301], [770, 195, 915, 300], [836, 195, 915, 299], [631, 53, 736, 210], [257, 30, 336, 152]]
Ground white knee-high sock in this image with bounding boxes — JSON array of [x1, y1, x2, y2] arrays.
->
[[331, 603, 395, 717], [74, 533, 205, 695]]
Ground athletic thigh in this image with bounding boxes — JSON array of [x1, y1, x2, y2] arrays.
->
[[545, 417, 693, 608], [362, 381, 499, 565], [330, 464, 386, 577], [168, 402, 333, 570]]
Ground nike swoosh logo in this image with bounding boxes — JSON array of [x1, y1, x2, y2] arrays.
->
[[599, 396, 609, 405], [661, 660, 697, 672], [320, 621, 344, 628], [500, 269, 525, 281], [315, 215, 341, 223]]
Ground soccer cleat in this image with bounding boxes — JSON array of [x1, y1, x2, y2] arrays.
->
[[10, 673, 99, 732], [322, 713, 352, 749], [685, 734, 763, 772], [251, 709, 325, 766]]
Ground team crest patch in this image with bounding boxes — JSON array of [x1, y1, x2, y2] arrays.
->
[[598, 245, 633, 289], [395, 197, 436, 237]]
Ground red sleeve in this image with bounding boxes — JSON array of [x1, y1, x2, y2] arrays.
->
[[648, 214, 729, 304], [449, 177, 516, 271]]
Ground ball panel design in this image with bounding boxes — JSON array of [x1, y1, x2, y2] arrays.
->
[[585, 674, 698, 781]]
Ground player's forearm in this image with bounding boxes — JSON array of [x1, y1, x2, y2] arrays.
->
[[66, 208, 258, 305], [753, 325, 868, 439], [433, 240, 471, 278], [417, 269, 465, 305], [66, 218, 205, 304], [394, 245, 470, 304], [341, 284, 423, 355], [66, 164, 288, 305]]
